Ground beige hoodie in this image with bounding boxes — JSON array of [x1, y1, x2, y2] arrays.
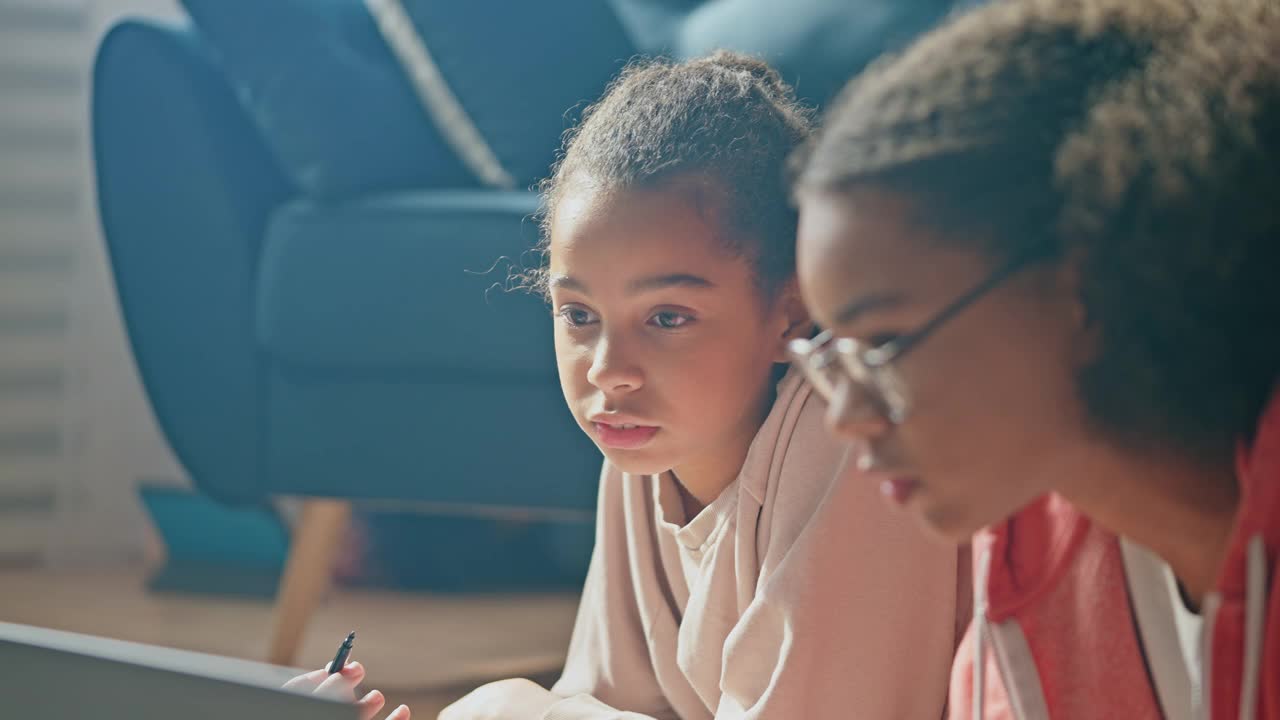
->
[[544, 370, 961, 719]]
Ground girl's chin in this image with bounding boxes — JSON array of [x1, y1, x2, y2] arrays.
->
[[913, 494, 1000, 544], [598, 447, 673, 477]]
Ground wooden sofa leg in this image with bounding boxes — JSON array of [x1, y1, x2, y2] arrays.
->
[[267, 499, 352, 666]]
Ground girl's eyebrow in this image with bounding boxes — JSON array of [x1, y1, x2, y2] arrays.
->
[[836, 291, 908, 326], [627, 273, 716, 294], [549, 274, 587, 293], [548, 273, 716, 296]]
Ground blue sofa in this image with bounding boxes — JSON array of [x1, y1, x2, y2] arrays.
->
[[94, 22, 605, 513], [92, 1, 966, 588]]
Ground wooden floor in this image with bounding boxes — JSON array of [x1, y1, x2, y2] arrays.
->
[[0, 564, 579, 718]]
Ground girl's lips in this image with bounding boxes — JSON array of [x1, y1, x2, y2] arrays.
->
[[593, 422, 660, 450], [878, 475, 922, 506]]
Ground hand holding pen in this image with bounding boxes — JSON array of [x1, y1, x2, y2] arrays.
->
[[281, 631, 411, 720]]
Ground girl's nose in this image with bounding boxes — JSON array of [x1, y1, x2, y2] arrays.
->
[[586, 334, 644, 393], [824, 375, 892, 442]]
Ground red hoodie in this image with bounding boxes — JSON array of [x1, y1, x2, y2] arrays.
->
[[1210, 391, 1280, 719], [948, 495, 1169, 720], [950, 394, 1280, 719]]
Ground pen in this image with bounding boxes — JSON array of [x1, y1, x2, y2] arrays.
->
[[328, 631, 356, 674]]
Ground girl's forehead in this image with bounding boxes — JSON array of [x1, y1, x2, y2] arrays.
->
[[554, 178, 722, 232], [549, 186, 738, 271], [796, 188, 999, 324], [797, 190, 925, 279]]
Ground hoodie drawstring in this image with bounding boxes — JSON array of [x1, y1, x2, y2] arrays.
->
[[1239, 535, 1267, 720], [973, 547, 992, 719]]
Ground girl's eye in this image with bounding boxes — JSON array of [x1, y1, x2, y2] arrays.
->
[[867, 333, 901, 350], [556, 306, 597, 327], [649, 310, 693, 330]]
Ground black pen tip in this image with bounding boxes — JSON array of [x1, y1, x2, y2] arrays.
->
[[346, 631, 356, 642]]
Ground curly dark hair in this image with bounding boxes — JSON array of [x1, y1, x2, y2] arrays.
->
[[793, 0, 1280, 464], [524, 51, 814, 298]]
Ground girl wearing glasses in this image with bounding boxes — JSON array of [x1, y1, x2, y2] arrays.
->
[[439, 52, 962, 720], [789, 0, 1279, 718]]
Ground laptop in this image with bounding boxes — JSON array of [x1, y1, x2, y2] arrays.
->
[[0, 621, 358, 719]]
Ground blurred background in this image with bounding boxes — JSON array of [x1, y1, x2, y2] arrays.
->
[[1, 0, 184, 571], [0, 0, 972, 715]]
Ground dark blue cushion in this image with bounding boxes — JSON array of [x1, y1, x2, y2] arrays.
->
[[181, 1, 635, 197], [612, 0, 960, 105], [257, 190, 555, 375], [265, 373, 601, 508], [180, 0, 471, 198], [394, 0, 635, 187]]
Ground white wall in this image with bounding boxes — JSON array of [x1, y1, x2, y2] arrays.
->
[[44, 0, 191, 565], [0, 1, 89, 562]]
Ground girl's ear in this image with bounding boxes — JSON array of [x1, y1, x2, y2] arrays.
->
[[1052, 248, 1100, 368], [773, 277, 813, 363]]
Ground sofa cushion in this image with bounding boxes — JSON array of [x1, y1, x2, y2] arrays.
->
[[379, 0, 634, 188], [257, 190, 555, 375], [179, 0, 471, 198], [265, 370, 601, 509], [612, 0, 960, 105]]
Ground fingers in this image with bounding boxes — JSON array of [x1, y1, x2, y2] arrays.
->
[[327, 659, 366, 678], [313, 661, 367, 702], [282, 659, 367, 693], [355, 689, 387, 720], [385, 704, 411, 720], [281, 667, 330, 692]]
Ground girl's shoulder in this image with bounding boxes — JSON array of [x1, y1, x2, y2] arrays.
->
[[739, 368, 852, 533]]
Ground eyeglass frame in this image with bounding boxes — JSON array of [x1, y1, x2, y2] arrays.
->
[[788, 243, 1051, 424]]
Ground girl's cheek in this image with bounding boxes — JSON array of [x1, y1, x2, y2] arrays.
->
[[557, 342, 597, 378]]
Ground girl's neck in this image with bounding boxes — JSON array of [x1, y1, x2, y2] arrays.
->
[[671, 423, 760, 513], [1060, 443, 1240, 604], [672, 379, 779, 512]]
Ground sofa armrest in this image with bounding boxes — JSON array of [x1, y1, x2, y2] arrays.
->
[[93, 20, 293, 504]]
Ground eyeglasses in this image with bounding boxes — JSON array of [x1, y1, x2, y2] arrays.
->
[[789, 248, 1045, 424]]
